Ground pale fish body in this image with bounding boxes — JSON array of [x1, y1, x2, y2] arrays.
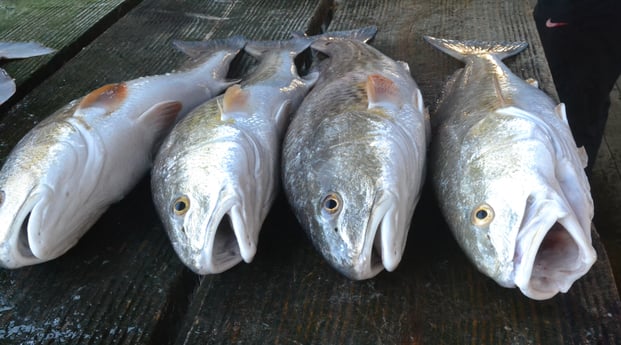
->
[[0, 41, 55, 105], [424, 36, 596, 300], [282, 27, 430, 280], [0, 36, 245, 268], [151, 37, 317, 274]]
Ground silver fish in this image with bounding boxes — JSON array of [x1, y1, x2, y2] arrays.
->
[[151, 37, 317, 274], [424, 36, 596, 300], [282, 27, 430, 280], [0, 41, 55, 105], [0, 36, 245, 268]]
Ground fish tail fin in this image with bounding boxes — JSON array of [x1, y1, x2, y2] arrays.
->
[[172, 35, 246, 59], [244, 36, 313, 59], [296, 26, 378, 43], [423, 36, 527, 62]]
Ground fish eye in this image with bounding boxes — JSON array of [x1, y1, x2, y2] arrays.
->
[[472, 203, 494, 227], [173, 196, 190, 216], [322, 193, 341, 214]]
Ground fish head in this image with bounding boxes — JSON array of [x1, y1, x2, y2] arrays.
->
[[290, 111, 412, 280], [152, 146, 259, 275], [0, 142, 104, 268], [451, 137, 595, 299]]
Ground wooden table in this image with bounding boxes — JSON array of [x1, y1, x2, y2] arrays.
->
[[1, 1, 620, 344]]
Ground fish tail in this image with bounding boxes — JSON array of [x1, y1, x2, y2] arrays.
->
[[423, 36, 527, 62], [244, 37, 313, 59], [172, 35, 246, 59], [293, 26, 378, 43]]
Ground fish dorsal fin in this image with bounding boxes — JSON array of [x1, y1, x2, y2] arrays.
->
[[525, 78, 539, 88], [221, 84, 249, 121], [555, 103, 569, 125], [577, 146, 589, 168], [398, 61, 410, 73], [138, 101, 182, 140], [78, 83, 128, 114], [413, 88, 425, 115], [366, 74, 401, 109]]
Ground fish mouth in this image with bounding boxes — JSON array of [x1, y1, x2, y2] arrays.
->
[[191, 202, 257, 275], [339, 192, 401, 280], [1, 189, 43, 268], [512, 196, 596, 300]]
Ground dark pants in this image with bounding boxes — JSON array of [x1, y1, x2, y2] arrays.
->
[[533, 4, 621, 175]]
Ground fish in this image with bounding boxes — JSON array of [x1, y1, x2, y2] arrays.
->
[[0, 36, 245, 268], [0, 41, 55, 105], [151, 37, 318, 274], [282, 27, 430, 280], [424, 36, 597, 300]]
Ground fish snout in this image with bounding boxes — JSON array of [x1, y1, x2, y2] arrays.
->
[[176, 201, 258, 275], [512, 195, 596, 300]]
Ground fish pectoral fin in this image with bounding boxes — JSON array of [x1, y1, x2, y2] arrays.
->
[[413, 88, 425, 115], [554, 103, 569, 125], [577, 146, 589, 168], [365, 74, 401, 109], [137, 100, 182, 138], [221, 84, 249, 120], [78, 83, 128, 114], [274, 100, 291, 125]]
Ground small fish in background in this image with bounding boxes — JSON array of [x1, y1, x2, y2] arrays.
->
[[424, 36, 596, 300], [0, 41, 55, 105], [282, 26, 430, 280], [0, 36, 245, 268], [151, 37, 317, 274]]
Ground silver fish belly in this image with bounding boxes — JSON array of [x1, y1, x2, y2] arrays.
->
[[0, 36, 244, 268], [282, 27, 429, 280], [151, 37, 317, 274], [425, 36, 596, 300]]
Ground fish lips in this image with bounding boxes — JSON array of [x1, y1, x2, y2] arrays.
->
[[173, 195, 258, 275], [0, 184, 70, 267], [511, 196, 596, 300]]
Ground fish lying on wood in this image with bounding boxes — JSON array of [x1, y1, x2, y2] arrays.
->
[[282, 27, 430, 280], [0, 41, 55, 105], [151, 37, 317, 274], [424, 36, 596, 300], [0, 36, 245, 268]]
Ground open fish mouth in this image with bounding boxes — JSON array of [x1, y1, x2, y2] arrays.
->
[[512, 196, 596, 300], [340, 193, 401, 280], [191, 203, 257, 275]]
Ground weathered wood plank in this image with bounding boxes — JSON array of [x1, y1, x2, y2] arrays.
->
[[592, 76, 621, 292], [0, 0, 142, 111], [175, 0, 621, 344], [0, 0, 319, 344]]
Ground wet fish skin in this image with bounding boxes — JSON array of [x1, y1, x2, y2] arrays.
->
[[424, 36, 596, 300], [282, 27, 429, 280], [151, 37, 317, 274], [0, 41, 55, 105], [0, 36, 245, 268]]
